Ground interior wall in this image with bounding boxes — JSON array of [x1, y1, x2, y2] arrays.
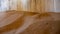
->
[[0, 0, 17, 12], [45, 0, 60, 12], [17, 0, 30, 11], [36, 0, 45, 13], [54, 0, 60, 12], [0, 0, 47, 12], [17, 0, 46, 13], [1, 0, 59, 12], [9, 0, 17, 10], [0, 0, 9, 12], [45, 0, 54, 12]]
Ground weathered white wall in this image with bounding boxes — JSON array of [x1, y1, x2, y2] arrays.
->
[[45, 0, 60, 12], [20, 0, 30, 11], [0, 0, 9, 12], [9, 0, 17, 10], [0, 0, 17, 12], [54, 0, 60, 12], [45, 0, 54, 12]]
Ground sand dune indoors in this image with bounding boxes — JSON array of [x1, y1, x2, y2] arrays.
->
[[0, 10, 60, 34], [0, 0, 60, 34]]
